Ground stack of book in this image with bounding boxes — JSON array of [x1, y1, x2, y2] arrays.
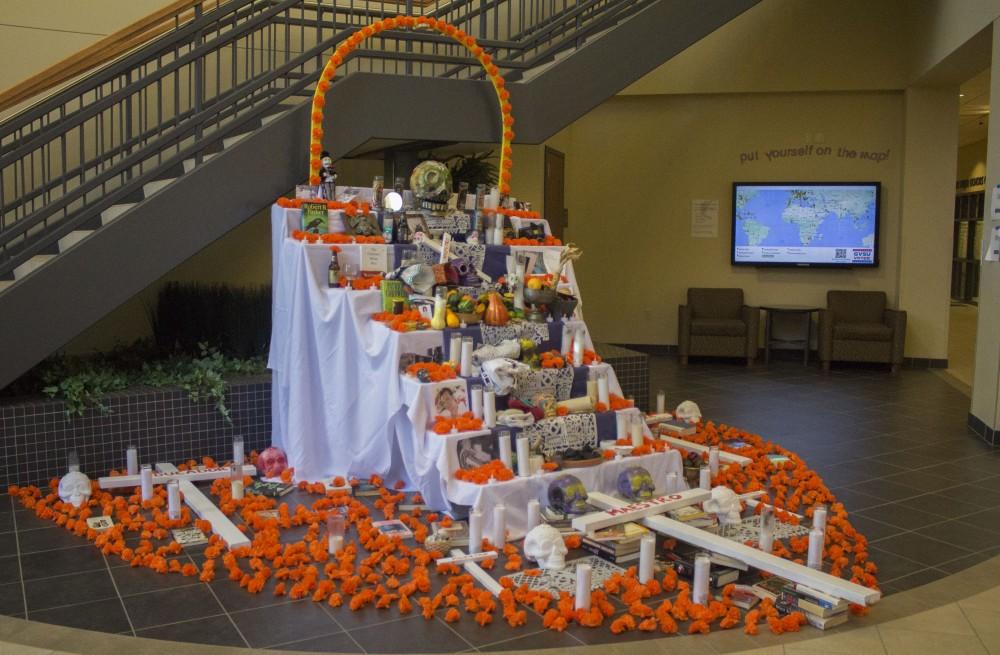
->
[[662, 546, 742, 587], [753, 577, 849, 630], [580, 522, 650, 564], [667, 505, 719, 533], [657, 419, 696, 436]]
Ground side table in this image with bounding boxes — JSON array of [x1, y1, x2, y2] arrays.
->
[[761, 305, 820, 365]]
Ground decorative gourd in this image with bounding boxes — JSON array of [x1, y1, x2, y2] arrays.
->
[[484, 292, 510, 326]]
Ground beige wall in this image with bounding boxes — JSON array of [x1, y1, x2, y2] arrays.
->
[[958, 139, 989, 187], [554, 91, 906, 347]]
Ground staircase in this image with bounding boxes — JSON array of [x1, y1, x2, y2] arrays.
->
[[0, 0, 757, 389]]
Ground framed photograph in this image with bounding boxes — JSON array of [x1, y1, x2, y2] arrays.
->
[[433, 381, 469, 418], [456, 433, 496, 470]]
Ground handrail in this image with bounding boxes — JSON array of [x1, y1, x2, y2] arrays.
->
[[0, 0, 223, 115]]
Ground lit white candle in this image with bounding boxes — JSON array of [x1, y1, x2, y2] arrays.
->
[[230, 464, 244, 500], [616, 412, 628, 440], [460, 337, 474, 377], [639, 534, 656, 583], [812, 504, 828, 534], [492, 504, 507, 546], [167, 480, 181, 520], [484, 391, 496, 428], [233, 437, 245, 467], [471, 386, 484, 419], [708, 446, 719, 476], [526, 499, 541, 531], [630, 415, 644, 448], [656, 390, 666, 415], [692, 553, 711, 605], [529, 455, 544, 475], [449, 334, 463, 365], [759, 505, 775, 553], [327, 512, 345, 554], [516, 436, 530, 477], [561, 323, 572, 355], [498, 431, 512, 468], [126, 445, 138, 476], [586, 378, 598, 404], [597, 373, 609, 406], [807, 528, 824, 570], [665, 471, 679, 494], [572, 328, 584, 366], [140, 464, 153, 501], [699, 466, 711, 490], [575, 563, 592, 610], [468, 510, 483, 554]]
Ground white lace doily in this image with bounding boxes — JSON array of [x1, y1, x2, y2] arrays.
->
[[480, 321, 550, 347], [524, 413, 598, 458], [513, 367, 574, 404], [416, 240, 485, 271], [504, 555, 624, 594], [718, 514, 810, 543]]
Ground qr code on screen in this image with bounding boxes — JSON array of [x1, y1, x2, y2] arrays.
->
[[834, 249, 847, 259]]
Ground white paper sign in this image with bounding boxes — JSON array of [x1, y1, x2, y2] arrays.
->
[[691, 199, 719, 238], [361, 245, 389, 273], [985, 222, 1000, 262], [991, 185, 1000, 217]]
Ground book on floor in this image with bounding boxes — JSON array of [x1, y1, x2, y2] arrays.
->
[[663, 550, 740, 587], [587, 521, 650, 543], [754, 577, 848, 618], [728, 584, 761, 610], [372, 519, 413, 539], [801, 609, 849, 630], [353, 482, 384, 497], [579, 540, 641, 564], [247, 480, 294, 497], [658, 419, 696, 436]]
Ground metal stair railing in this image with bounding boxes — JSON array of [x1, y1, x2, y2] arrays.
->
[[0, 0, 651, 283]]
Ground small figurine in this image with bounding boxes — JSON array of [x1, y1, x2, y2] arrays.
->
[[319, 151, 337, 199]]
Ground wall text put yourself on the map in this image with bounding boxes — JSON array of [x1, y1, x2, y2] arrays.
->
[[739, 145, 891, 165]]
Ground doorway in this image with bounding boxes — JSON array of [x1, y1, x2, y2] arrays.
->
[[544, 147, 566, 240]]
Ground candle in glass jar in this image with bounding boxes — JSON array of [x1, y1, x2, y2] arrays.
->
[[460, 337, 474, 377], [484, 391, 496, 428], [526, 499, 541, 531], [471, 385, 484, 419], [639, 534, 655, 583], [656, 390, 666, 415], [708, 446, 719, 476], [230, 463, 244, 500], [498, 431, 512, 468], [126, 445, 138, 476], [616, 412, 628, 440], [572, 328, 584, 366], [233, 437, 245, 467], [575, 563, 592, 610], [167, 480, 181, 520], [597, 373, 610, 406], [516, 436, 530, 477], [692, 553, 711, 605], [492, 504, 507, 547], [630, 415, 644, 447], [327, 512, 345, 554], [449, 334, 462, 365], [699, 465, 711, 490], [468, 510, 483, 554], [140, 464, 153, 501], [807, 528, 824, 570]]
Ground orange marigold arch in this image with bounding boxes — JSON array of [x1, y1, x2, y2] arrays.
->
[[308, 15, 514, 195]]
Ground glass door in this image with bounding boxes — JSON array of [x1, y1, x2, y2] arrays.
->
[[952, 191, 984, 304]]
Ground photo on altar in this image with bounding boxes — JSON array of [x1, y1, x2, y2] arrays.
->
[[434, 381, 469, 417], [456, 433, 496, 470]]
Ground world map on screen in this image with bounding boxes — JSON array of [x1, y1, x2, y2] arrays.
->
[[734, 186, 877, 250]]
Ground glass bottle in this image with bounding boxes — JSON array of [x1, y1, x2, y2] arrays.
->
[[382, 212, 395, 244], [328, 249, 341, 288], [394, 177, 405, 195], [371, 175, 385, 210], [456, 181, 469, 211], [395, 213, 410, 243], [431, 288, 448, 330]]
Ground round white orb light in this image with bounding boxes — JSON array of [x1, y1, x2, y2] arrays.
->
[[385, 191, 403, 212]]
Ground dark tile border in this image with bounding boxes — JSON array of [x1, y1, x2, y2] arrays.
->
[[904, 357, 949, 369], [968, 412, 999, 446]]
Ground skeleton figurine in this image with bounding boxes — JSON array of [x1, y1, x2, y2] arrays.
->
[[318, 151, 337, 200], [703, 486, 742, 527], [547, 474, 591, 515], [257, 446, 289, 479], [58, 470, 92, 508], [675, 400, 702, 423], [616, 466, 655, 501], [523, 524, 568, 570]]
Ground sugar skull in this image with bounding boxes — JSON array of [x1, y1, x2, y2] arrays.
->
[[409, 160, 452, 207], [532, 392, 558, 419], [617, 466, 655, 501], [257, 447, 289, 479], [547, 474, 589, 515], [58, 471, 92, 508], [523, 524, 568, 570], [703, 486, 742, 526], [675, 400, 702, 423]]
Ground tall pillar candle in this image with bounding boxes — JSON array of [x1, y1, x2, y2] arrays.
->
[[597, 373, 609, 406], [484, 391, 496, 428], [666, 471, 679, 494], [561, 323, 573, 356], [516, 436, 530, 477], [572, 328, 584, 366], [616, 412, 628, 440], [758, 506, 775, 553], [460, 337, 474, 377], [526, 499, 541, 531], [230, 463, 244, 500], [492, 504, 506, 547], [126, 445, 138, 476], [656, 390, 666, 415], [807, 528, 824, 570], [449, 334, 463, 365], [812, 504, 828, 534], [699, 465, 711, 490], [708, 446, 720, 476], [327, 512, 345, 554], [471, 386, 484, 419], [692, 553, 711, 605], [586, 374, 598, 404], [233, 437, 245, 467], [468, 510, 483, 554], [639, 534, 656, 583], [575, 563, 592, 610], [630, 415, 644, 447], [498, 431, 513, 468], [140, 464, 154, 501], [167, 480, 181, 520]]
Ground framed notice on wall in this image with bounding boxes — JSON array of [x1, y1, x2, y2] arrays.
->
[[691, 199, 719, 238]]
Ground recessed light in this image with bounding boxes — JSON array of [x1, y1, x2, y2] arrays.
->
[[960, 93, 965, 97]]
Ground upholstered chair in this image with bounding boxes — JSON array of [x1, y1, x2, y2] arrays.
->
[[818, 290, 906, 373], [678, 288, 759, 366]]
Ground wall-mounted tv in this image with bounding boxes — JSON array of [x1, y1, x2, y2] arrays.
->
[[731, 182, 880, 267]]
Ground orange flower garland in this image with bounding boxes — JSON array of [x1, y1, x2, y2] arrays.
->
[[290, 230, 385, 245], [539, 350, 566, 369], [454, 459, 515, 483], [277, 196, 371, 216], [372, 310, 431, 332], [432, 412, 484, 434], [307, 16, 514, 195], [405, 362, 457, 382], [504, 236, 562, 247]]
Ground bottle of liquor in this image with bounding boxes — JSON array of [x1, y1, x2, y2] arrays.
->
[[372, 175, 385, 211], [396, 213, 410, 244], [456, 181, 469, 211], [328, 250, 341, 288], [382, 211, 395, 244]]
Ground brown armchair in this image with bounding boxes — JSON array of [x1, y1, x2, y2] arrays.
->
[[678, 288, 759, 366], [818, 290, 906, 373]]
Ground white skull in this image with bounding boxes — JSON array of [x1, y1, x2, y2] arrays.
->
[[58, 471, 92, 508], [703, 486, 742, 526], [675, 400, 702, 423], [522, 524, 568, 570]]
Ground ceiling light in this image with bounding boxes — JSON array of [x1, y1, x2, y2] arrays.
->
[[960, 93, 965, 97]]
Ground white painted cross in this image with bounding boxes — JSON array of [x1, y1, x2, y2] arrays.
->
[[98, 463, 256, 549], [570, 488, 711, 533]]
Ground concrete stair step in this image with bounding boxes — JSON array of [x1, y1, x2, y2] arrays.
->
[[142, 178, 175, 198], [0, 280, 15, 293], [57, 229, 94, 253], [13, 254, 55, 280], [101, 203, 136, 225], [222, 132, 250, 149], [182, 152, 218, 174]]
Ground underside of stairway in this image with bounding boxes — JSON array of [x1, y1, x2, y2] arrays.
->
[[0, 0, 758, 390]]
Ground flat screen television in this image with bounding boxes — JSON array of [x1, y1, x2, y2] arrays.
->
[[731, 182, 880, 267]]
